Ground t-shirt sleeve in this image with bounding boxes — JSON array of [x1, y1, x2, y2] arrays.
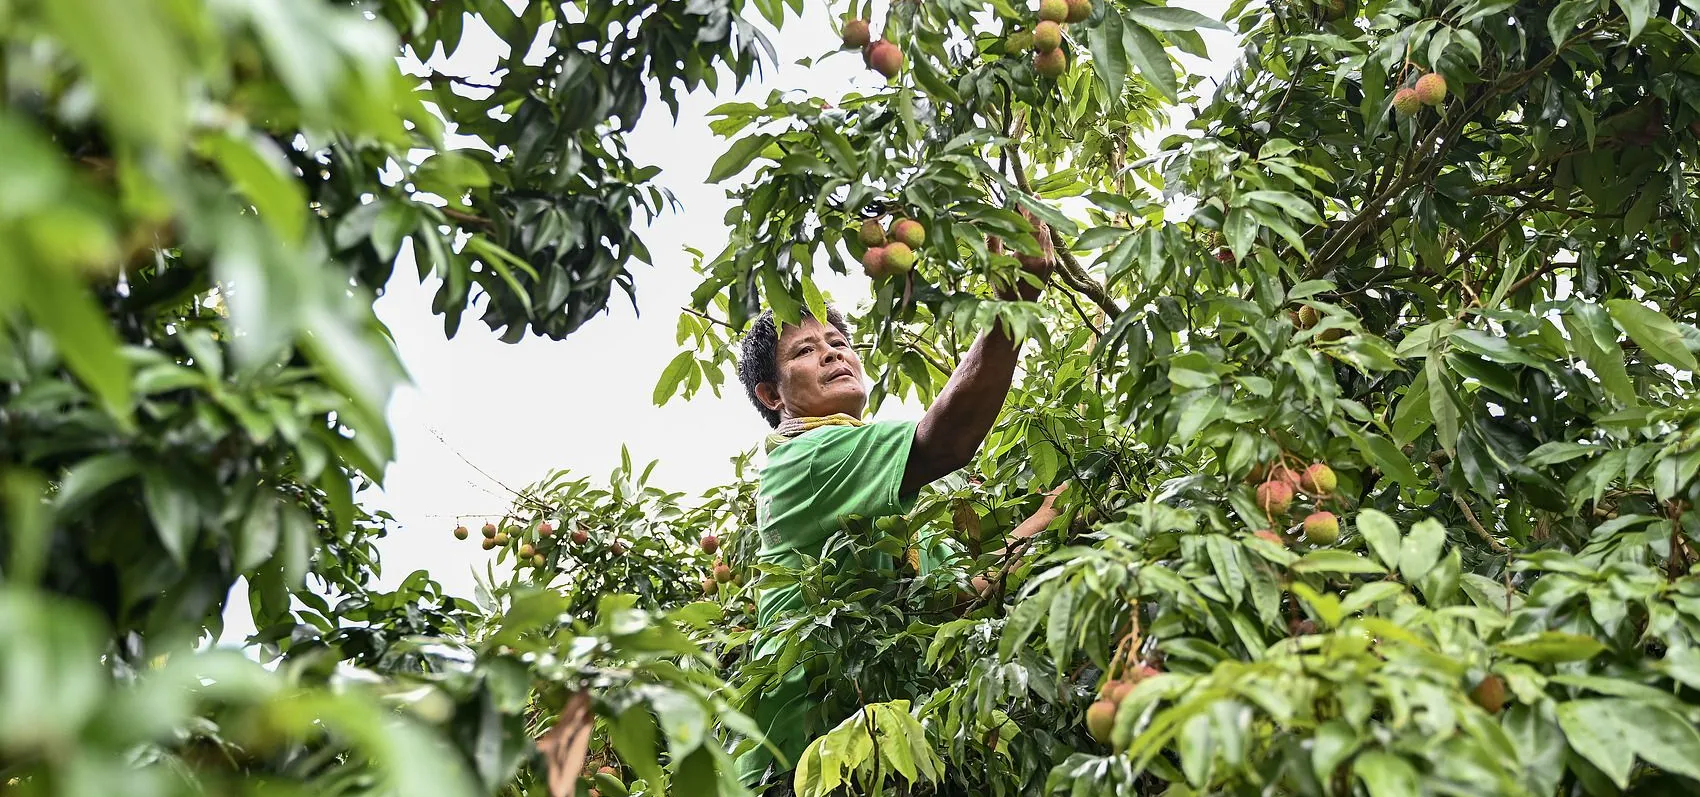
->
[[804, 420, 919, 523]]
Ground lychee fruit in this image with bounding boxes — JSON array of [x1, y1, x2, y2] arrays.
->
[[1318, 327, 1346, 342], [1303, 511, 1340, 545], [532, 554, 545, 567], [519, 543, 536, 558], [571, 528, 589, 545], [714, 563, 733, 583], [1085, 700, 1116, 744], [1414, 73, 1447, 106], [1065, 0, 1092, 23], [1297, 306, 1319, 329], [453, 525, 469, 540], [1257, 480, 1294, 516], [1034, 47, 1067, 78], [493, 533, 510, 546], [538, 521, 554, 537], [1320, 0, 1349, 21], [1033, 20, 1063, 52], [611, 540, 627, 555], [481, 538, 496, 550], [1129, 663, 1161, 681], [700, 534, 719, 554], [858, 219, 886, 247], [1102, 680, 1133, 703], [1470, 674, 1507, 713], [1300, 463, 1337, 496], [882, 242, 916, 273], [1254, 529, 1286, 547], [1392, 88, 1423, 116], [1038, 0, 1069, 23], [867, 40, 902, 78], [842, 19, 871, 49], [482, 523, 498, 539], [1690, 121, 1700, 137], [702, 577, 719, 596], [1005, 30, 1034, 54], [1215, 247, 1233, 262], [890, 218, 926, 249], [862, 246, 889, 278]]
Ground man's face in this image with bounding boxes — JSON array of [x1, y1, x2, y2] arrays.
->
[[758, 317, 867, 421]]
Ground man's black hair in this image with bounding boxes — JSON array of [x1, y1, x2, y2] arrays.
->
[[738, 307, 851, 428]]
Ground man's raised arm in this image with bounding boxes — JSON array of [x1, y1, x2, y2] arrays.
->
[[900, 230, 1050, 497]]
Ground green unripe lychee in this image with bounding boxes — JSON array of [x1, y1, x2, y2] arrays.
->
[[867, 40, 902, 78], [1085, 700, 1116, 744], [532, 554, 546, 567], [1392, 88, 1422, 116], [1414, 73, 1447, 106], [1038, 0, 1068, 23], [702, 577, 719, 596], [842, 19, 871, 49], [1033, 20, 1063, 52], [1005, 30, 1034, 54], [453, 525, 469, 540], [1303, 511, 1340, 545], [1300, 463, 1337, 496], [891, 218, 926, 248], [481, 537, 496, 550], [1065, 0, 1092, 23], [1296, 306, 1319, 329], [858, 219, 886, 247], [1257, 480, 1294, 516], [882, 242, 916, 273], [1034, 47, 1067, 78]]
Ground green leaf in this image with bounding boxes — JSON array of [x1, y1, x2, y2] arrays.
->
[[1293, 550, 1387, 575], [1606, 299, 1699, 372], [656, 351, 697, 406], [708, 134, 773, 184], [1426, 356, 1459, 455], [1347, 428, 1422, 489], [1356, 509, 1401, 569], [1498, 631, 1606, 663], [201, 132, 309, 243], [52, 452, 139, 516], [1123, 21, 1177, 103], [1397, 519, 1445, 584], [1125, 6, 1229, 31], [1614, 0, 1654, 40], [142, 468, 198, 566], [43, 0, 187, 148], [1353, 750, 1419, 797], [25, 265, 134, 426]]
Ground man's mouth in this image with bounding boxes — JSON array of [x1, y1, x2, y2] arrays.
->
[[825, 368, 857, 384]]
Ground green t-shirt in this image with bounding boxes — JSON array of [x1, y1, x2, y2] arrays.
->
[[734, 420, 939, 785]]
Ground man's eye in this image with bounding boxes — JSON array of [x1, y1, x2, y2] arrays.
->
[[795, 346, 812, 357]]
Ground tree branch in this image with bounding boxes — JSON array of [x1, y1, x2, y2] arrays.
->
[[1004, 145, 1124, 319]]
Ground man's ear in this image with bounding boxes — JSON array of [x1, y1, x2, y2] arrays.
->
[[755, 382, 784, 414]]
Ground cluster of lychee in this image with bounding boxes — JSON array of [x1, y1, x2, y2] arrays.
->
[[453, 519, 623, 569], [699, 533, 736, 595], [857, 216, 927, 280], [1085, 661, 1160, 747], [1249, 460, 1340, 546], [840, 19, 903, 79], [1289, 303, 1344, 341], [1392, 71, 1448, 116], [1020, 0, 1091, 78]]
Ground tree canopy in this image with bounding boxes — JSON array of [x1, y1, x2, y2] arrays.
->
[[7, 0, 1700, 796]]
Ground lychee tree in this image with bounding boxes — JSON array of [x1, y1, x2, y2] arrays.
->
[[654, 0, 1700, 794]]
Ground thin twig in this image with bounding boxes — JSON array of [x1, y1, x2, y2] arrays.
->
[[681, 306, 738, 331], [1452, 491, 1509, 553]]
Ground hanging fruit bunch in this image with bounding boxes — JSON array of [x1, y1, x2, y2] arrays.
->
[[857, 214, 927, 281], [1028, 0, 1090, 77], [1248, 456, 1343, 547], [841, 15, 903, 79]]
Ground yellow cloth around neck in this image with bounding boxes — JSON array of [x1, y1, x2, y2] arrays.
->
[[763, 413, 865, 453]]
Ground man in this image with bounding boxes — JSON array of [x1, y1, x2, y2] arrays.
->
[[730, 237, 1059, 791]]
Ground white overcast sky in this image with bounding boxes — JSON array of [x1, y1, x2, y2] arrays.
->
[[223, 1, 1238, 641]]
